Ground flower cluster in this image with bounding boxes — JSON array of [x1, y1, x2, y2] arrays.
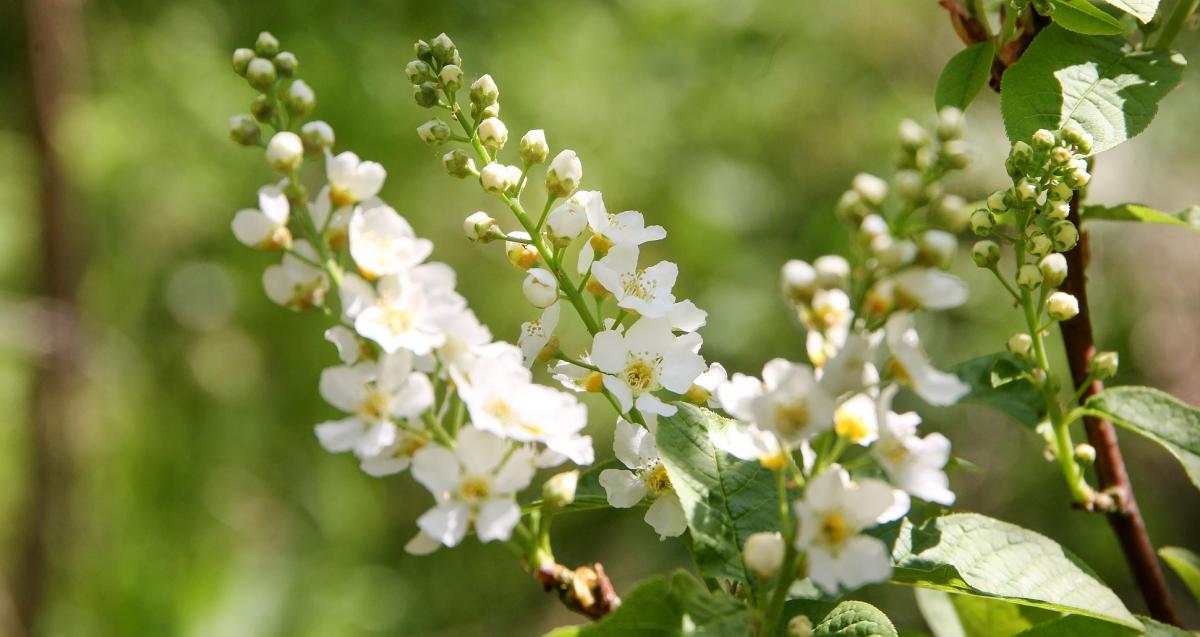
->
[[226, 33, 594, 552], [407, 33, 717, 539]]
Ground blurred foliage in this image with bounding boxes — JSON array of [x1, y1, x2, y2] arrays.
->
[[2, 1, 1200, 635]]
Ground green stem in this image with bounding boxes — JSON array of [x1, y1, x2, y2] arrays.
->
[[970, 0, 995, 39], [1154, 0, 1199, 49], [999, 1, 1020, 47]]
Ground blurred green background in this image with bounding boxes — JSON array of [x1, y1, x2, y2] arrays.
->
[[3, 1, 1200, 635]]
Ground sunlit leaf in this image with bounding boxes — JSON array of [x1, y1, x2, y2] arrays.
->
[[936, 41, 995, 111], [1082, 203, 1200, 230], [1085, 386, 1200, 491], [1158, 546, 1200, 603], [1052, 0, 1127, 35]]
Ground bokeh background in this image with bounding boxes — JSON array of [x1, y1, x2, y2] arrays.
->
[[3, 1, 1200, 635]]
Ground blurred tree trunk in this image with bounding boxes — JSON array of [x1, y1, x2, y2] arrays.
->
[[13, 0, 86, 635]]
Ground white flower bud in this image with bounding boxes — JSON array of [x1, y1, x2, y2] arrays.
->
[[969, 209, 994, 236], [255, 31, 280, 57], [265, 131, 304, 172], [273, 50, 298, 76], [405, 59, 435, 84], [1050, 220, 1079, 251], [1038, 253, 1068, 287], [1028, 233, 1052, 257], [1047, 291, 1080, 321], [480, 162, 518, 193], [898, 119, 928, 149], [781, 259, 817, 302], [836, 190, 867, 224], [1045, 201, 1070, 221], [417, 118, 451, 145], [987, 190, 1009, 213], [933, 195, 970, 232], [1017, 264, 1043, 289], [300, 120, 335, 151], [918, 229, 957, 268], [788, 615, 814, 637], [546, 150, 583, 197], [874, 236, 916, 269], [937, 106, 965, 140], [858, 214, 889, 241], [542, 470, 579, 509], [1050, 146, 1072, 166], [1091, 351, 1119, 379], [519, 129, 549, 165], [470, 74, 499, 105], [284, 79, 315, 116], [1048, 181, 1073, 202], [743, 532, 785, 579], [430, 33, 457, 65], [1015, 179, 1038, 202], [477, 117, 509, 150], [894, 170, 924, 201], [523, 268, 559, 307], [972, 240, 1000, 268], [1074, 443, 1097, 464], [228, 114, 261, 146], [813, 255, 850, 289], [232, 48, 254, 75], [442, 149, 476, 178], [463, 211, 497, 242], [246, 57, 277, 91], [546, 198, 588, 247], [506, 231, 539, 269], [941, 139, 970, 168], [1066, 167, 1091, 189], [439, 64, 463, 91], [1032, 128, 1056, 150], [852, 173, 887, 207], [1008, 332, 1033, 356]]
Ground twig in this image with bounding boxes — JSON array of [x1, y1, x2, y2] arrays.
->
[[534, 561, 622, 620]]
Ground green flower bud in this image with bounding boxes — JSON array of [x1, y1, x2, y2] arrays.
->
[[1008, 332, 1033, 357], [936, 106, 965, 141], [470, 74, 499, 105], [439, 64, 463, 92], [416, 118, 451, 145], [284, 79, 315, 117], [1009, 140, 1033, 165], [1048, 181, 1073, 203], [1045, 201, 1070, 221], [1062, 122, 1093, 154], [431, 33, 457, 66], [414, 82, 440, 108], [405, 59, 436, 85], [1038, 253, 1068, 287], [228, 114, 261, 146], [836, 190, 868, 225], [442, 149, 476, 178], [969, 209, 995, 236], [1028, 232, 1053, 257], [232, 48, 254, 76], [464, 211, 499, 242], [273, 51, 298, 78], [987, 190, 1009, 213], [300, 120, 335, 151], [246, 57, 277, 91], [1065, 168, 1090, 189], [250, 94, 275, 123], [1091, 351, 1119, 379], [1032, 128, 1056, 150], [471, 101, 500, 120], [254, 31, 281, 58], [1017, 264, 1043, 289], [1015, 179, 1038, 202], [1047, 291, 1080, 321], [1074, 443, 1097, 465], [1050, 220, 1079, 251], [519, 129, 549, 165], [972, 240, 1000, 268], [414, 39, 433, 63]]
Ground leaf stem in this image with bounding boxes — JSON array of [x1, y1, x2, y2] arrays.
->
[[1153, 0, 1199, 49]]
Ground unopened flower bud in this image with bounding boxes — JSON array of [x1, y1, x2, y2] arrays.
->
[[519, 129, 549, 165], [898, 119, 928, 149], [1048, 181, 1073, 203], [1038, 253, 1068, 287], [265, 131, 303, 172], [1008, 332, 1033, 356], [835, 190, 868, 224], [417, 118, 451, 145], [852, 173, 887, 207], [523, 269, 558, 307], [813, 255, 850, 289], [1050, 146, 1072, 165], [858, 214, 889, 242], [477, 117, 508, 150], [1009, 140, 1034, 165], [1074, 443, 1097, 465], [937, 106, 965, 140], [254, 31, 280, 58], [1062, 121, 1093, 154], [480, 162, 518, 193], [546, 150, 582, 197], [405, 60, 435, 84], [1032, 128, 1056, 150], [506, 232, 539, 269], [246, 57, 277, 91], [1028, 232, 1052, 257], [413, 39, 433, 63], [542, 470, 579, 509], [893, 170, 926, 203], [228, 114, 261, 146], [284, 79, 315, 117], [1017, 264, 1043, 289], [433, 63, 461, 92], [1047, 291, 1079, 321], [470, 74, 499, 105], [442, 149, 476, 179], [472, 101, 500, 120], [781, 259, 817, 302], [1045, 201, 1070, 221], [972, 240, 1000, 268], [546, 199, 587, 247], [1091, 351, 1119, 379], [299, 120, 334, 152], [941, 139, 970, 168], [232, 48, 254, 76], [414, 82, 440, 108], [970, 209, 995, 236], [987, 190, 1009, 213], [743, 532, 785, 579], [250, 94, 275, 123], [463, 211, 497, 242], [1015, 179, 1038, 202], [1065, 168, 1090, 189], [788, 615, 814, 637], [430, 33, 457, 65], [273, 51, 298, 78], [874, 236, 916, 269], [1050, 220, 1079, 251]]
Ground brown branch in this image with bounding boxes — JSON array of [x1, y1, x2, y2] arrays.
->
[[1061, 193, 1182, 626], [535, 561, 621, 620]]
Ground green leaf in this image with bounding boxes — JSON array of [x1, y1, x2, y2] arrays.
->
[[1014, 613, 1192, 636], [657, 403, 778, 585], [1082, 203, 1200, 230], [813, 601, 899, 637], [936, 41, 995, 111], [916, 589, 1058, 637], [1052, 0, 1127, 35], [1158, 546, 1200, 602], [1000, 25, 1186, 154], [544, 570, 752, 637], [954, 353, 1045, 428], [914, 589, 966, 637], [885, 513, 1141, 630], [1100, 0, 1159, 22], [1085, 386, 1200, 490]]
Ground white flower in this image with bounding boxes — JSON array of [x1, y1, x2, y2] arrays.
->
[[412, 427, 536, 547], [591, 317, 706, 417], [480, 162, 518, 193], [456, 353, 593, 465], [308, 186, 353, 246], [891, 268, 968, 310], [522, 268, 559, 308], [708, 416, 787, 469], [266, 132, 304, 172], [262, 240, 329, 310], [577, 194, 667, 273], [518, 302, 560, 367], [885, 314, 969, 406], [549, 357, 602, 394], [348, 199, 433, 279], [592, 245, 678, 318], [325, 325, 362, 364], [404, 531, 441, 556], [818, 331, 877, 398], [749, 359, 835, 445], [871, 387, 954, 505], [231, 184, 291, 249], [360, 428, 432, 477], [805, 288, 852, 367], [326, 149, 386, 207], [545, 192, 592, 245], [687, 362, 727, 407], [546, 149, 583, 197], [668, 300, 707, 333], [314, 350, 435, 460], [598, 418, 687, 538], [832, 393, 879, 446], [431, 307, 493, 375], [794, 466, 909, 594], [349, 264, 467, 355]]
